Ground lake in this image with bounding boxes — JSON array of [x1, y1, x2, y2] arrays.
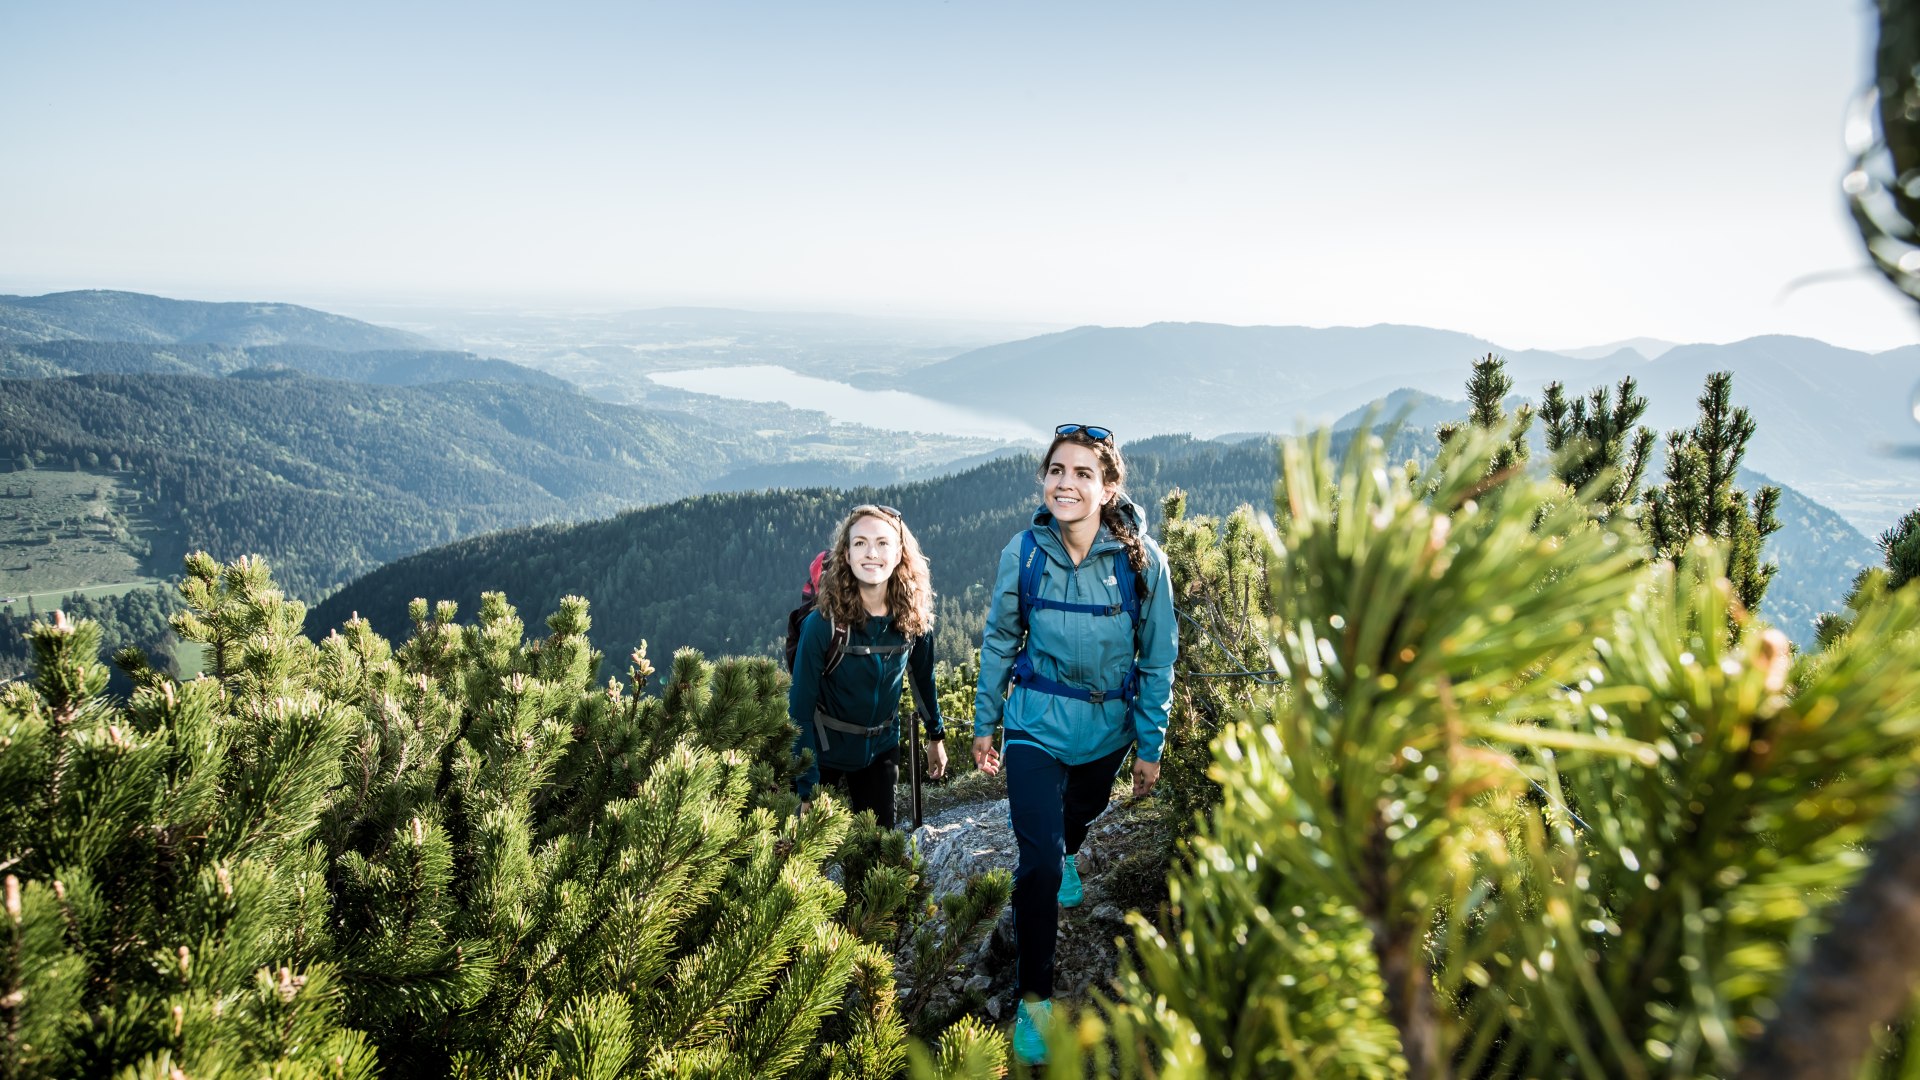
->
[[647, 365, 1044, 442]]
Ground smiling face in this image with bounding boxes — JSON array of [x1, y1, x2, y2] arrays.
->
[[1044, 441, 1114, 528], [845, 513, 904, 588]]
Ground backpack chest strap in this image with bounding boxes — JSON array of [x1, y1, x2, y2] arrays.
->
[[820, 621, 913, 676], [838, 642, 912, 657], [1025, 595, 1130, 618]]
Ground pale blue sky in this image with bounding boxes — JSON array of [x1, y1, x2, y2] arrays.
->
[[4, 0, 1915, 352]]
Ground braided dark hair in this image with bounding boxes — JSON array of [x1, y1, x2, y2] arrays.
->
[[1041, 431, 1148, 573]]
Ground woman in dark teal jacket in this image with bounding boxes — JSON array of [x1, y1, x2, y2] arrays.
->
[[790, 504, 948, 827], [971, 425, 1177, 1065]]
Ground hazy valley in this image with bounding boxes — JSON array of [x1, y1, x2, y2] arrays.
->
[[0, 289, 1909, 679]]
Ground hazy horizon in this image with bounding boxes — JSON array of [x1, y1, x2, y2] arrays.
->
[[5, 1, 1920, 354], [5, 283, 1916, 362]]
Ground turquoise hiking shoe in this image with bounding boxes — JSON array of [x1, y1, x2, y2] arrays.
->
[[1058, 853, 1083, 908], [1013, 997, 1052, 1065]]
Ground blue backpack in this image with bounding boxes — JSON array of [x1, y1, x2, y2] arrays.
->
[[1009, 528, 1143, 705]]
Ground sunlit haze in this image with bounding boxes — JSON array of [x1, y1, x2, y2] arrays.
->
[[4, 0, 1916, 352]]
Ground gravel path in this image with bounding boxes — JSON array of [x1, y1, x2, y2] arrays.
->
[[901, 790, 1163, 1020]]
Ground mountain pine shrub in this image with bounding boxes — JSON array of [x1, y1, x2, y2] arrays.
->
[[917, 424, 1920, 1080], [1435, 354, 1533, 479], [1644, 371, 1782, 618], [1539, 374, 1656, 517], [1155, 489, 1273, 829], [1881, 506, 1920, 592], [1, 557, 377, 1077], [0, 553, 941, 1078]]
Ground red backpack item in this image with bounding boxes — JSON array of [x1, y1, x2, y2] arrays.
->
[[783, 550, 851, 675]]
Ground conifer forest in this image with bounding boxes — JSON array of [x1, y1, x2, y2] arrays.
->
[[10, 6, 1920, 1080]]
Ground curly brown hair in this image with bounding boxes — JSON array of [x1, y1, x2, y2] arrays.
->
[[1041, 430, 1148, 573], [814, 505, 935, 637]]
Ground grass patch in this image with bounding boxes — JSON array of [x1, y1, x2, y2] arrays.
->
[[911, 762, 1009, 818], [0, 468, 178, 596], [1, 579, 162, 615], [173, 640, 209, 679], [1095, 796, 1178, 920]]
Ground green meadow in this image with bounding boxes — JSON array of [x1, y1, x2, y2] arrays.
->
[[0, 467, 173, 604]]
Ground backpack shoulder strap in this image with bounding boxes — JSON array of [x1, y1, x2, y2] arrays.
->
[[1112, 549, 1142, 625], [1017, 529, 1043, 630], [821, 618, 852, 677]]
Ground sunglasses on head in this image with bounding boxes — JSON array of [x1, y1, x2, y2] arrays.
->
[[1055, 423, 1114, 444], [851, 503, 902, 519]]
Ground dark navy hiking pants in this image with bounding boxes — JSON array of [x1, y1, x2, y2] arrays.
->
[[1005, 737, 1131, 999]]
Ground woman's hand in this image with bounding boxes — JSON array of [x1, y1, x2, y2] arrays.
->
[[1131, 758, 1161, 798], [926, 739, 949, 779], [973, 736, 1001, 775]]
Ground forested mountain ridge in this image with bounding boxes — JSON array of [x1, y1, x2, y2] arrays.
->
[[314, 431, 1871, 664], [0, 371, 783, 597], [0, 338, 569, 388], [0, 289, 430, 350], [311, 452, 1061, 665]]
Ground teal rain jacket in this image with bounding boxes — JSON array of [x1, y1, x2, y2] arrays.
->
[[789, 610, 944, 800], [973, 499, 1177, 765]]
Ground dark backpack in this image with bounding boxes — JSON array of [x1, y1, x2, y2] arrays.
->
[[783, 550, 851, 676]]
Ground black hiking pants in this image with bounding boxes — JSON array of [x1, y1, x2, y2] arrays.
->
[[820, 745, 902, 829]]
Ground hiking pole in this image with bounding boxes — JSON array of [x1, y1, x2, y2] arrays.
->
[[908, 702, 924, 830]]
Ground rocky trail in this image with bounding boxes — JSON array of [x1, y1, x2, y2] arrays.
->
[[896, 785, 1175, 1028]]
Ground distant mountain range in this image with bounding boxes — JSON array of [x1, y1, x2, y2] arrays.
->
[[0, 289, 1894, 650], [0, 291, 1023, 602], [0, 339, 571, 388], [335, 300, 1058, 394], [906, 323, 1562, 436], [0, 289, 1022, 474], [898, 322, 1919, 534], [0, 290, 430, 350], [1549, 337, 1678, 361], [1568, 336, 1918, 532]]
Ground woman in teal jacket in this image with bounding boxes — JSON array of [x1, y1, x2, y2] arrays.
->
[[790, 504, 948, 827], [971, 425, 1177, 1065]]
